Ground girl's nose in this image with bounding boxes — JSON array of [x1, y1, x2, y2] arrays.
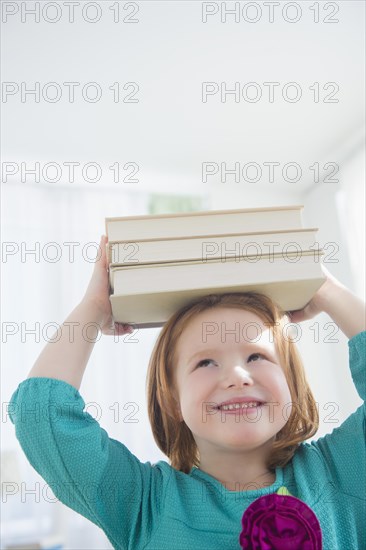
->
[[225, 365, 254, 387]]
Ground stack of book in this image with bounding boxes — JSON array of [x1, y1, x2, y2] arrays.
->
[[105, 205, 325, 328]]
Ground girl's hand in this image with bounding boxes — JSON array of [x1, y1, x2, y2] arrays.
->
[[288, 264, 365, 339], [82, 235, 134, 336], [287, 265, 340, 323]]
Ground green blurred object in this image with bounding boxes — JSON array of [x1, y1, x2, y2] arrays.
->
[[148, 194, 205, 215]]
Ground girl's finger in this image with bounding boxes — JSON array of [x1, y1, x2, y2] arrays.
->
[[114, 324, 134, 335], [96, 235, 108, 270]]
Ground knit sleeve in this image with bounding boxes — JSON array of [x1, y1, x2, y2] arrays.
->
[[307, 331, 366, 499], [8, 377, 164, 550]]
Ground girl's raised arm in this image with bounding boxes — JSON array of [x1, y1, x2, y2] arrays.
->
[[289, 265, 366, 339], [26, 235, 134, 390]]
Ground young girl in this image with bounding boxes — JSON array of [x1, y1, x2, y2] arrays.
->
[[9, 235, 365, 550]]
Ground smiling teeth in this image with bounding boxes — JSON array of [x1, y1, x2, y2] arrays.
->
[[220, 402, 260, 411]]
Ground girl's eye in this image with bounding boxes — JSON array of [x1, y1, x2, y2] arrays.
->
[[195, 354, 266, 369], [248, 353, 265, 363], [196, 359, 216, 368]]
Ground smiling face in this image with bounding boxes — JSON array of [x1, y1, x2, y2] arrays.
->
[[174, 307, 293, 465]]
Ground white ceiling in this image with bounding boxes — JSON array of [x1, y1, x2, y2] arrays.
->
[[2, 1, 365, 195]]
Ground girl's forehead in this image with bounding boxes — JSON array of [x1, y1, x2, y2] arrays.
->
[[178, 307, 274, 347], [184, 307, 267, 332]]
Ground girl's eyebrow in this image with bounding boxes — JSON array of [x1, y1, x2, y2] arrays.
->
[[186, 342, 274, 365], [187, 349, 218, 364]]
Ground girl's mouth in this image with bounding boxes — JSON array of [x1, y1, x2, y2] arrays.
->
[[217, 402, 264, 413]]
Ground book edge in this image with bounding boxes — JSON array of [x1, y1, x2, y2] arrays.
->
[[107, 227, 319, 244], [105, 205, 304, 224]]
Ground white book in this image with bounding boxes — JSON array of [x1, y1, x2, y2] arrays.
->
[[105, 205, 304, 242], [109, 252, 325, 328], [107, 228, 319, 266]]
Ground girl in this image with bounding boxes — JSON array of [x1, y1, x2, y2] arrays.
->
[[9, 235, 365, 549]]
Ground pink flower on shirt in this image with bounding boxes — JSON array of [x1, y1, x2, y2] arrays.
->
[[239, 490, 322, 549]]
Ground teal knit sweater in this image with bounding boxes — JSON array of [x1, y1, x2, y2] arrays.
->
[[9, 331, 366, 550]]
